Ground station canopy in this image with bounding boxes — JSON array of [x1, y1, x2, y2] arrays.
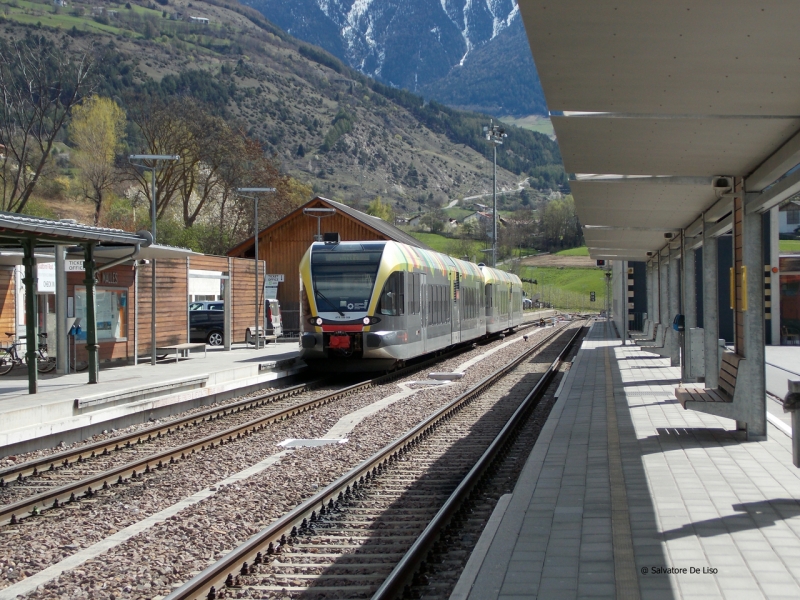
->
[[0, 212, 196, 260], [518, 0, 800, 260]]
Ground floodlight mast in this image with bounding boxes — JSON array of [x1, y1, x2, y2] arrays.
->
[[237, 188, 276, 350], [484, 120, 507, 268], [128, 154, 180, 366]]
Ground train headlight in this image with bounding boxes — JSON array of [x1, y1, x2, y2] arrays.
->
[[363, 317, 371, 325], [315, 317, 323, 326]]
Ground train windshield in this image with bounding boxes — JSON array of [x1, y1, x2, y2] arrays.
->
[[311, 244, 385, 313]]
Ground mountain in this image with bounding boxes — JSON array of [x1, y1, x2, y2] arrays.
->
[[243, 0, 547, 117], [0, 0, 563, 217]]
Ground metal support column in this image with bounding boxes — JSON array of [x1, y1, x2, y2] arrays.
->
[[21, 239, 38, 394], [224, 257, 232, 351], [646, 261, 653, 323], [667, 252, 681, 366], [84, 243, 99, 384], [702, 227, 719, 388], [683, 237, 697, 381], [770, 206, 781, 345], [55, 245, 68, 374], [659, 254, 669, 328], [741, 207, 766, 437]]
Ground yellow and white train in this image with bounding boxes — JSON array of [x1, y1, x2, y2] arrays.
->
[[299, 240, 523, 371]]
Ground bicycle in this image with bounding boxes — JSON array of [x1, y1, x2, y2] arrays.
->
[[0, 332, 57, 375]]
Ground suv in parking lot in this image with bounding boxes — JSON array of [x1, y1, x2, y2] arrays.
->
[[190, 309, 224, 346]]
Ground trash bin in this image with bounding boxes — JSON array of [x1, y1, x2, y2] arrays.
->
[[67, 317, 82, 375]]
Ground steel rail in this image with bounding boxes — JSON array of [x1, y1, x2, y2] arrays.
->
[[0, 332, 509, 526], [164, 321, 576, 600], [0, 382, 313, 487], [0, 318, 549, 486], [373, 324, 585, 599]]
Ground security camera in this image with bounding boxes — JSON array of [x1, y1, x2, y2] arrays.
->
[[712, 176, 733, 198], [664, 232, 674, 240], [646, 251, 654, 257]]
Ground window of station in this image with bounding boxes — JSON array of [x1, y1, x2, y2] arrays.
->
[[74, 287, 128, 341]]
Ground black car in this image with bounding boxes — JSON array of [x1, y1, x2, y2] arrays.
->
[[189, 310, 224, 346]]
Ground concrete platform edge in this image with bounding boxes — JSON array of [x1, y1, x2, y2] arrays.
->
[[450, 494, 512, 600], [463, 335, 590, 599], [0, 363, 305, 456]]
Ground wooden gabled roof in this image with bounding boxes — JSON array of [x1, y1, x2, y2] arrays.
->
[[227, 196, 431, 257]]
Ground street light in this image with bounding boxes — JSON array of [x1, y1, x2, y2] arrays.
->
[[483, 120, 507, 268], [129, 154, 180, 366], [238, 188, 276, 350]]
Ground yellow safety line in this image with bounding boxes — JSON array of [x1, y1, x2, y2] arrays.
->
[[605, 347, 642, 600]]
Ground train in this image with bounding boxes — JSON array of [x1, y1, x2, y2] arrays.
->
[[299, 239, 523, 371]]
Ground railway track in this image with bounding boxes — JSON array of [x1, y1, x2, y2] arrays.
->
[[165, 322, 583, 600], [0, 325, 547, 526]]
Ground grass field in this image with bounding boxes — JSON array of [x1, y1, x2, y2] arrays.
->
[[498, 115, 555, 138], [407, 232, 486, 259], [555, 246, 589, 256], [780, 240, 800, 253]]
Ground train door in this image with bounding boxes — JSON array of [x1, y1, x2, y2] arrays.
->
[[420, 273, 428, 353], [451, 272, 461, 344]]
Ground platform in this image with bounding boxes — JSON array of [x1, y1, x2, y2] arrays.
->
[[0, 342, 303, 456], [454, 321, 800, 600]]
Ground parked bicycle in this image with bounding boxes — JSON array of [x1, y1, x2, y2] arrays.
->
[[0, 332, 57, 375]]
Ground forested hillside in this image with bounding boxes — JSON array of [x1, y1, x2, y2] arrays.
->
[[0, 0, 566, 254]]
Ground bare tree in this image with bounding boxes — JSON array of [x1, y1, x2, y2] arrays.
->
[[0, 36, 94, 213], [126, 97, 194, 230]]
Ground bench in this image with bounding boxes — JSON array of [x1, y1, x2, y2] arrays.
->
[[630, 319, 654, 340], [637, 323, 665, 348], [676, 352, 742, 409], [156, 343, 207, 363]]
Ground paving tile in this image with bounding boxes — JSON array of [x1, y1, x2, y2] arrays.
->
[[462, 327, 800, 600]]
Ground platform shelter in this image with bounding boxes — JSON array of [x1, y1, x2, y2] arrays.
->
[[516, 0, 800, 439]]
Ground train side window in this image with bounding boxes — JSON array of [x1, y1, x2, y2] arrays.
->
[[378, 272, 405, 316], [416, 274, 420, 315], [435, 285, 441, 324], [485, 284, 493, 310]]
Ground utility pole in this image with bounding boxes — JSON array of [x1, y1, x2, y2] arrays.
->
[[238, 188, 276, 350], [483, 120, 507, 267], [129, 154, 180, 365]]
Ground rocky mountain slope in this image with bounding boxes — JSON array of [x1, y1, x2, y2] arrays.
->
[[0, 0, 562, 213], [243, 0, 547, 117]]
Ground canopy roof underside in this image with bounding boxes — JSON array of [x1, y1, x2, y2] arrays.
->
[[519, 0, 800, 259]]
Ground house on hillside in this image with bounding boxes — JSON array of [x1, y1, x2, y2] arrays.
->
[[190, 16, 210, 24], [463, 211, 493, 225]]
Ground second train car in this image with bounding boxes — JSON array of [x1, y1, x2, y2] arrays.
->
[[299, 240, 523, 371]]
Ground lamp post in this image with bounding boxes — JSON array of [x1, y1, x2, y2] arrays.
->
[[238, 188, 276, 350], [129, 154, 180, 365], [483, 120, 507, 267]]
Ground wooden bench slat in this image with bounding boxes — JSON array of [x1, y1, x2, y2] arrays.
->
[[719, 370, 737, 389], [722, 353, 743, 368], [720, 361, 739, 378], [705, 389, 732, 403]]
